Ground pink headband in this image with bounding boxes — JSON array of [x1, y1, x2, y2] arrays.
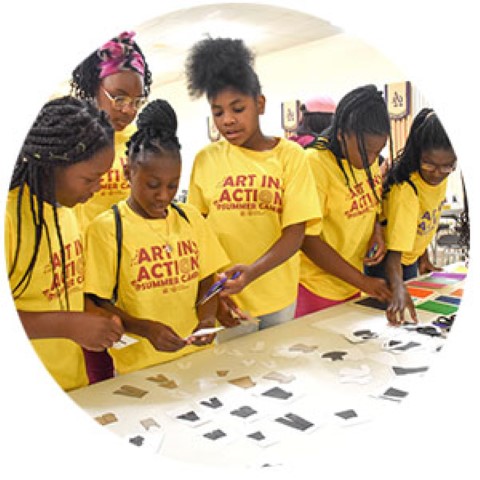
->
[[97, 31, 145, 79]]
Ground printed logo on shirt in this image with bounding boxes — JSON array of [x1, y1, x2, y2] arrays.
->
[[212, 174, 283, 215], [344, 174, 382, 219], [99, 156, 129, 196], [130, 240, 200, 293], [42, 239, 84, 301], [417, 201, 444, 235]]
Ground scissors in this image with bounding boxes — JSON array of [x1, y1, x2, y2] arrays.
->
[[195, 271, 241, 307]]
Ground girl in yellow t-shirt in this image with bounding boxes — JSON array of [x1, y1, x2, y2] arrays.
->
[[84, 99, 229, 375], [185, 37, 322, 340], [296, 85, 392, 317], [366, 108, 458, 324], [5, 96, 124, 391], [70, 30, 152, 382]]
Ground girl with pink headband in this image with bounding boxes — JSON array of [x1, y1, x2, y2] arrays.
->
[[70, 31, 152, 384]]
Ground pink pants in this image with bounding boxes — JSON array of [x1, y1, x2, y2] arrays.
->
[[294, 284, 360, 318], [82, 349, 114, 384]]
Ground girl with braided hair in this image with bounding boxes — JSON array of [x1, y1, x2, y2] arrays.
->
[[296, 84, 392, 317], [185, 37, 321, 341], [84, 99, 229, 375], [5, 96, 124, 391], [70, 31, 152, 232], [366, 108, 458, 325]]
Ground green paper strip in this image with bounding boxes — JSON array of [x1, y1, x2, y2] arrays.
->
[[416, 300, 458, 315]]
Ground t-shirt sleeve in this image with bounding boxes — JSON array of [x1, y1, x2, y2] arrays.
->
[[187, 153, 209, 216], [281, 146, 322, 234], [384, 183, 419, 252], [84, 213, 118, 300], [186, 205, 230, 279]]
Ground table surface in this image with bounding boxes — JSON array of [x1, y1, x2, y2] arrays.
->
[[69, 265, 466, 469]]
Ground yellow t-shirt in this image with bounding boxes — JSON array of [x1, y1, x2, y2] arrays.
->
[[300, 146, 383, 300], [84, 201, 229, 374], [74, 124, 133, 232], [4, 187, 88, 391], [383, 171, 447, 265], [187, 138, 322, 317]]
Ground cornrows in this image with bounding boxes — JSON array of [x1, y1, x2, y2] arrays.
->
[[9, 96, 113, 308], [127, 99, 181, 162], [308, 85, 391, 203]]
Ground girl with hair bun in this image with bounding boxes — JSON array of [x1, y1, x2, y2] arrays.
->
[[185, 37, 322, 340], [84, 99, 229, 375], [5, 96, 124, 391]]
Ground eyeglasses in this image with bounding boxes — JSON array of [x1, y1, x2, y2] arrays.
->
[[101, 87, 147, 111], [420, 161, 457, 174]]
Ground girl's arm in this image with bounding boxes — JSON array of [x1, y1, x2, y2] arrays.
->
[[384, 251, 418, 324], [189, 275, 219, 346], [86, 294, 187, 352], [301, 235, 391, 302], [17, 309, 124, 351], [221, 222, 305, 295]]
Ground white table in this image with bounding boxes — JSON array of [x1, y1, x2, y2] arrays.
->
[[69, 269, 464, 468]]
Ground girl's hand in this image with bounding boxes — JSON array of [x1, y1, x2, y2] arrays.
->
[[386, 285, 418, 325], [362, 276, 392, 303], [186, 317, 218, 346], [216, 296, 248, 328], [219, 265, 252, 296], [70, 313, 124, 352], [418, 252, 442, 275], [142, 320, 187, 352], [364, 224, 387, 266]]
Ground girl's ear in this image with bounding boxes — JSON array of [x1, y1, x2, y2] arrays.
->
[[123, 163, 131, 182], [256, 94, 266, 115]]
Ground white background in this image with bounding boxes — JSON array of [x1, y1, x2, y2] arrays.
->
[[1, 1, 479, 479]]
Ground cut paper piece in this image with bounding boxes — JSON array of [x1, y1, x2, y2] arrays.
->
[[126, 430, 164, 453], [450, 288, 464, 298], [262, 371, 296, 384], [344, 329, 379, 344], [404, 325, 443, 337], [241, 359, 256, 367], [140, 417, 161, 431], [416, 300, 458, 315], [372, 386, 409, 402], [407, 280, 446, 289], [112, 334, 139, 350], [354, 297, 388, 310], [200, 426, 238, 445], [338, 364, 372, 384], [246, 430, 280, 448], [216, 370, 229, 377], [430, 271, 467, 281], [388, 340, 423, 353], [421, 275, 458, 285], [261, 386, 293, 400], [322, 351, 348, 361], [176, 360, 192, 370], [95, 412, 118, 426], [113, 385, 148, 398], [407, 287, 434, 298], [435, 295, 461, 306], [250, 341, 266, 352], [230, 405, 258, 419], [168, 407, 211, 427], [288, 343, 318, 353], [228, 376, 256, 389], [146, 373, 178, 389], [392, 366, 429, 376], [275, 413, 317, 433], [185, 326, 225, 340], [199, 397, 223, 410]]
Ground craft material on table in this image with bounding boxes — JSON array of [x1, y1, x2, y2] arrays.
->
[[416, 300, 458, 315]]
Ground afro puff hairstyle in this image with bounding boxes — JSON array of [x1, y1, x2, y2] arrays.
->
[[185, 37, 262, 100]]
